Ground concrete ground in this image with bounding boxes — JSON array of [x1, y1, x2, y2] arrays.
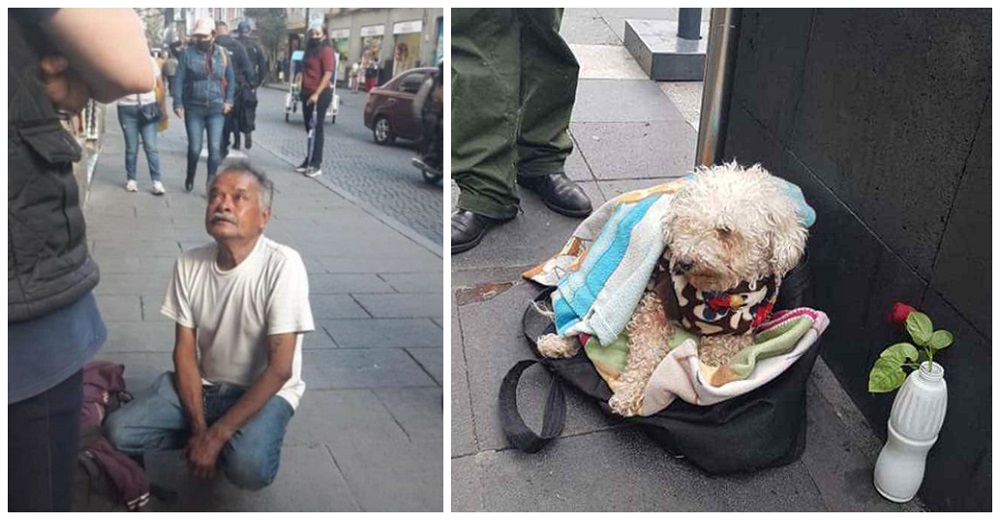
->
[[81, 94, 443, 511], [450, 8, 927, 512]]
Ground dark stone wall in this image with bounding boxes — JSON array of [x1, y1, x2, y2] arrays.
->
[[720, 8, 991, 511]]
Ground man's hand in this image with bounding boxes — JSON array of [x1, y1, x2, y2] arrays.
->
[[223, 103, 232, 115], [174, 107, 184, 119], [40, 55, 92, 114], [185, 426, 230, 479]]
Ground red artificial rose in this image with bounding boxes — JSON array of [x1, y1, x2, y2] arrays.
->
[[887, 302, 917, 326]]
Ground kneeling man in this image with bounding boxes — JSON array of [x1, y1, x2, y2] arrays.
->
[[106, 160, 313, 490]]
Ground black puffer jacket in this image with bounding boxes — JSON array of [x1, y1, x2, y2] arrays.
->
[[8, 12, 99, 322]]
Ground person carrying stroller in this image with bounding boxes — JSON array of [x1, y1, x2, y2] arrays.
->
[[412, 60, 444, 179]]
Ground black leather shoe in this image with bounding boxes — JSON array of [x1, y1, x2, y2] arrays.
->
[[452, 210, 508, 254], [244, 133, 252, 149], [518, 173, 593, 217], [185, 173, 195, 192]]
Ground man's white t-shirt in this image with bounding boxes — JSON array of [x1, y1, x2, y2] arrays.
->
[[161, 236, 314, 409]]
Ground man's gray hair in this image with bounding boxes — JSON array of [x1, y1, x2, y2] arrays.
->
[[215, 158, 274, 209]]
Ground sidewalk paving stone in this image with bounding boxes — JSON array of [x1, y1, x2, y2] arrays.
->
[[573, 79, 688, 122], [325, 437, 443, 511], [321, 318, 443, 349], [308, 274, 396, 294], [353, 293, 444, 319], [406, 347, 444, 386], [310, 294, 372, 319], [372, 387, 444, 442], [285, 389, 411, 446], [560, 15, 622, 46], [571, 121, 697, 179], [301, 349, 437, 390], [379, 272, 444, 293]]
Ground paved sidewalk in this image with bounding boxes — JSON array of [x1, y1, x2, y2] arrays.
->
[[451, 8, 925, 512], [83, 106, 442, 511]]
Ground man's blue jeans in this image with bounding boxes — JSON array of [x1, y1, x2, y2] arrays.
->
[[117, 105, 162, 182], [105, 372, 294, 491], [183, 106, 225, 186]]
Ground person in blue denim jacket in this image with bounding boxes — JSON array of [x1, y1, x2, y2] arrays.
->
[[173, 17, 235, 193]]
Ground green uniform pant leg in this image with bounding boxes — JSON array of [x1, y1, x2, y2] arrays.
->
[[516, 8, 580, 179], [452, 8, 522, 220]]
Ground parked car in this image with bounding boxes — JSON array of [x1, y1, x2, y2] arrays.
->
[[363, 67, 437, 145]]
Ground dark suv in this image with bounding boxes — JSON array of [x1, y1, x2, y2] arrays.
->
[[363, 67, 437, 145]]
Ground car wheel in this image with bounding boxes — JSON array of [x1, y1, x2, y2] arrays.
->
[[373, 117, 394, 145]]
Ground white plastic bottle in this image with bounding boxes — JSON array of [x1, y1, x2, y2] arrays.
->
[[873, 361, 948, 503]]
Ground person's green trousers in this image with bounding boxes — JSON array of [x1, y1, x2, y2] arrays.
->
[[452, 8, 580, 220]]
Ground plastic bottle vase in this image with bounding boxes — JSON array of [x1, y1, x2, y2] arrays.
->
[[873, 362, 948, 503]]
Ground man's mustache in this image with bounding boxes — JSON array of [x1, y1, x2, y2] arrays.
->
[[210, 213, 236, 224]]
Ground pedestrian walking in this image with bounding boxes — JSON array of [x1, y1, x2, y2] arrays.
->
[[116, 55, 166, 194], [214, 20, 255, 156], [451, 8, 593, 254], [236, 20, 268, 150], [163, 51, 178, 98], [9, 7, 153, 512], [349, 60, 360, 92], [293, 22, 335, 178], [172, 17, 235, 193], [365, 58, 379, 91]]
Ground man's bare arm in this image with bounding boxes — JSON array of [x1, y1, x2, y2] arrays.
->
[[172, 323, 207, 433], [41, 8, 154, 102]]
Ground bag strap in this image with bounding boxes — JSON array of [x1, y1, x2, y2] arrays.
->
[[498, 359, 566, 453]]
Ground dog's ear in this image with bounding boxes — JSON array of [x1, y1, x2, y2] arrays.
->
[[768, 207, 808, 278]]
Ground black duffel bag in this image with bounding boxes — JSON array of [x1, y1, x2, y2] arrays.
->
[[499, 258, 820, 475]]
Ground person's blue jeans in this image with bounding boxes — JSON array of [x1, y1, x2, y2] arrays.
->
[[183, 105, 225, 186], [104, 372, 294, 491], [117, 105, 162, 182]]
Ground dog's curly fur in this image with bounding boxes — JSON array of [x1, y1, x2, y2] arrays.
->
[[537, 162, 808, 417]]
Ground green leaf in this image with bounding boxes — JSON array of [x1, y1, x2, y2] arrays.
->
[[906, 312, 933, 346], [879, 343, 919, 364], [869, 357, 907, 393], [928, 330, 954, 350]]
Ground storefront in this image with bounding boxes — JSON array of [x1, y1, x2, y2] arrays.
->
[[392, 19, 422, 76], [329, 28, 350, 84], [360, 24, 384, 67]]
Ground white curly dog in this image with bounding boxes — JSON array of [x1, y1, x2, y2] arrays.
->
[[537, 162, 808, 417]]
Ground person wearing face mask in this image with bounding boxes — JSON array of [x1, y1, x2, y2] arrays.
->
[[173, 17, 235, 193], [293, 22, 336, 178]]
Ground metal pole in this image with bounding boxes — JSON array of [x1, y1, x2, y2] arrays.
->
[[677, 8, 702, 40], [695, 8, 742, 167]]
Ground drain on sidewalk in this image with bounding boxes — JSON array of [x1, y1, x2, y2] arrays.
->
[[454, 280, 521, 306]]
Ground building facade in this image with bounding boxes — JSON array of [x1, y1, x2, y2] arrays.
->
[[325, 8, 444, 85]]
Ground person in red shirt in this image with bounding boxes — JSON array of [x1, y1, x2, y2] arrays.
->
[[294, 22, 335, 178]]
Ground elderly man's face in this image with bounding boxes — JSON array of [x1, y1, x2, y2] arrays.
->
[[205, 172, 270, 242]]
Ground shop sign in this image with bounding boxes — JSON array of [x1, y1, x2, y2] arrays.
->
[[361, 25, 385, 37], [393, 20, 423, 34]]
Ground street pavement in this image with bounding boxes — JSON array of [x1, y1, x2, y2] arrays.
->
[[82, 92, 443, 511], [450, 8, 926, 512]]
